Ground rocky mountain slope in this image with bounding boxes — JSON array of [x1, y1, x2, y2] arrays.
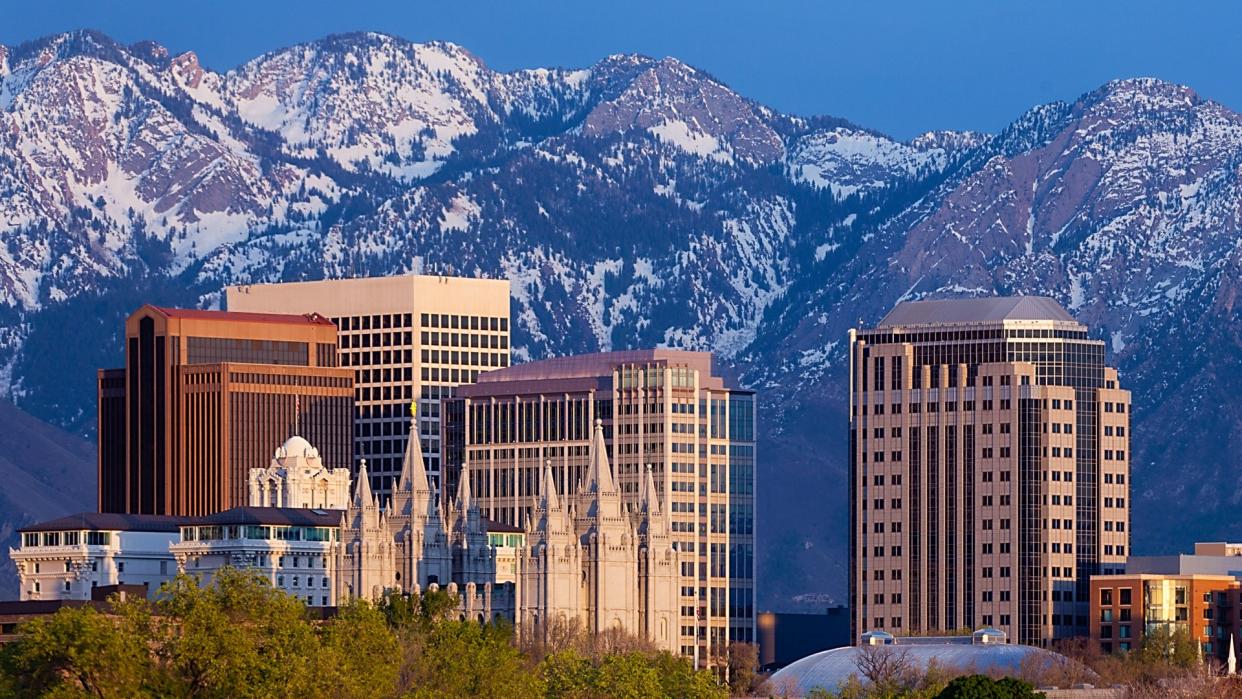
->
[[1, 30, 1239, 610], [0, 401, 96, 598]]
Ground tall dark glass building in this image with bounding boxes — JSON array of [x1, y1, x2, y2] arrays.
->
[[848, 297, 1131, 646], [97, 305, 353, 516]]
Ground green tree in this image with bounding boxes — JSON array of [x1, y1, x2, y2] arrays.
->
[[153, 568, 320, 698], [650, 651, 726, 699], [315, 598, 401, 698], [542, 650, 598, 698], [402, 619, 542, 698], [936, 674, 1045, 699], [593, 652, 664, 698], [0, 600, 152, 698], [378, 587, 459, 630], [1133, 625, 1200, 668], [541, 650, 724, 699]]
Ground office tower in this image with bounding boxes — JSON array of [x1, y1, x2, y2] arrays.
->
[[848, 297, 1130, 646], [442, 349, 757, 664], [225, 275, 511, 498], [97, 305, 354, 516]]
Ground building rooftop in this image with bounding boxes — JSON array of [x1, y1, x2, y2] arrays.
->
[[476, 349, 717, 383], [876, 296, 1077, 329], [147, 305, 336, 327], [458, 348, 746, 398], [186, 506, 345, 528], [483, 518, 524, 534], [19, 512, 184, 534]]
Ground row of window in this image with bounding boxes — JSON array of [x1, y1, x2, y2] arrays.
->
[[227, 372, 351, 388], [22, 531, 112, 547], [334, 313, 509, 333], [343, 350, 414, 367]]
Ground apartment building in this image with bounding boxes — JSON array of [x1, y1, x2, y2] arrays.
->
[[849, 296, 1131, 646], [1089, 573, 1239, 656]]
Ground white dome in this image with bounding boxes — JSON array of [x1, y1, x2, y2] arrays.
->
[[277, 436, 317, 459]]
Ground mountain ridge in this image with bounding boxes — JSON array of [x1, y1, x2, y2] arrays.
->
[[1, 30, 1240, 610]]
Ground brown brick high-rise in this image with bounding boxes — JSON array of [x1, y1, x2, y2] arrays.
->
[[98, 305, 353, 516], [849, 297, 1130, 646]]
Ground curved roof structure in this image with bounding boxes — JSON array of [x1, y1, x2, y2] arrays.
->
[[876, 296, 1076, 328], [769, 638, 1088, 695], [276, 435, 317, 459]]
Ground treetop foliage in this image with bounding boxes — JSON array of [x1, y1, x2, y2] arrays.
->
[[0, 567, 727, 699]]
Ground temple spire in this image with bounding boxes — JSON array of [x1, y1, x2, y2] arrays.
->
[[354, 458, 374, 508], [541, 459, 561, 511], [586, 419, 617, 494], [456, 465, 472, 512], [1229, 634, 1237, 675], [641, 464, 661, 514], [397, 427, 429, 494]]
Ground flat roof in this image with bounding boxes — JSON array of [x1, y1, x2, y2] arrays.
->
[[876, 296, 1078, 328], [19, 512, 183, 534], [478, 349, 714, 382]]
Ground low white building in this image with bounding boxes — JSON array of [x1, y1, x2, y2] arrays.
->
[[9, 513, 181, 601], [249, 436, 351, 510], [171, 506, 345, 607]]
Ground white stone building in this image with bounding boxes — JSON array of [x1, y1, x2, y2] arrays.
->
[[517, 421, 680, 650], [7, 428, 680, 652], [9, 513, 181, 601], [249, 436, 352, 509], [170, 507, 345, 607]]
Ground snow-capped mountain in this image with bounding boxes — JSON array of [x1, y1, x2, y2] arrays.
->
[[2, 30, 1240, 609]]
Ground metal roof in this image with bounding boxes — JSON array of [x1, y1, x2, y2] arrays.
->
[[769, 642, 1088, 695], [19, 512, 183, 533], [876, 296, 1076, 328], [186, 507, 344, 527]]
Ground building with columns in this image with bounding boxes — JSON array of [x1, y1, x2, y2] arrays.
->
[[249, 436, 352, 509], [9, 513, 181, 601], [225, 274, 512, 500]]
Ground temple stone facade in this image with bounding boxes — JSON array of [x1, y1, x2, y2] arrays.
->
[[518, 421, 679, 649], [260, 426, 680, 651]]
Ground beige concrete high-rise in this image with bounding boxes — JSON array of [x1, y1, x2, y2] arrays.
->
[[849, 297, 1130, 647], [442, 349, 757, 667], [225, 275, 511, 500]]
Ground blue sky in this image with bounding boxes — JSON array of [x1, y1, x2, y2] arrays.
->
[[4, 1, 1241, 140]]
